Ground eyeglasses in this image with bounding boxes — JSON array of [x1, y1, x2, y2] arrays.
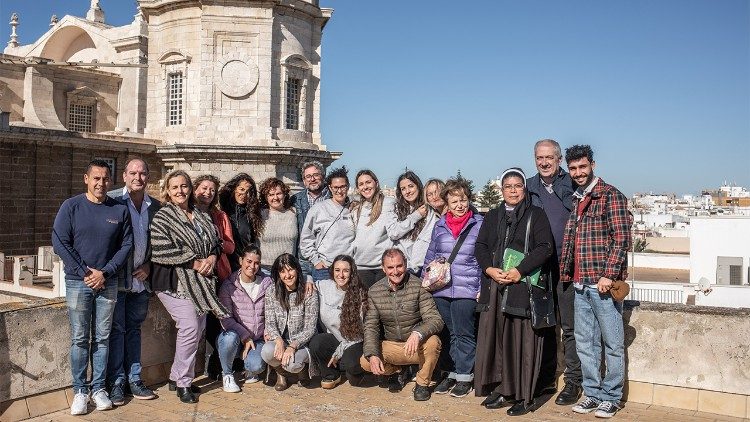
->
[[502, 184, 524, 191], [330, 185, 348, 192], [304, 173, 322, 181]]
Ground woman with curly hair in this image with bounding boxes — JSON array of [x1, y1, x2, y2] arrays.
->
[[218, 173, 263, 272], [308, 254, 368, 389], [351, 169, 396, 288], [258, 177, 298, 272], [386, 171, 440, 275]]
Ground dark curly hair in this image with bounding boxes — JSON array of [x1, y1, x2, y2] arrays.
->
[[328, 255, 367, 341], [258, 177, 292, 210], [395, 171, 426, 241], [325, 166, 349, 188], [218, 173, 264, 237], [270, 253, 305, 312], [193, 174, 221, 210], [565, 144, 594, 164]]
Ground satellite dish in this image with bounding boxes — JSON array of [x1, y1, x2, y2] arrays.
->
[[697, 277, 713, 296]]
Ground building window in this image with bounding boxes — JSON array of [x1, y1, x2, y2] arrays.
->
[[94, 157, 116, 181], [168, 72, 183, 126], [285, 77, 301, 130], [716, 256, 743, 285], [68, 103, 94, 132]]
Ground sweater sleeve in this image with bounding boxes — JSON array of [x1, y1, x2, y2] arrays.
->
[[602, 189, 633, 280], [423, 222, 440, 267], [217, 211, 236, 255], [263, 286, 281, 341], [474, 208, 498, 271], [515, 211, 554, 277], [102, 208, 133, 277], [412, 286, 444, 338], [51, 200, 88, 278], [385, 209, 423, 241], [299, 207, 322, 264], [290, 292, 319, 349], [362, 294, 382, 358]]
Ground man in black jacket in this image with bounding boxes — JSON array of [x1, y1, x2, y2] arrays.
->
[[527, 139, 582, 405]]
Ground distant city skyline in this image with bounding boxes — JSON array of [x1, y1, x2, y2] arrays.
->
[[2, 0, 748, 196]]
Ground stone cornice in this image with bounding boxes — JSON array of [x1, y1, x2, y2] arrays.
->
[[157, 144, 341, 162]]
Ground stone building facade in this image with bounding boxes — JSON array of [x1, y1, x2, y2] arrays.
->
[[0, 0, 339, 254]]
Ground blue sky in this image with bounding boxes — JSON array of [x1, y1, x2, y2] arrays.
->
[[2, 0, 748, 196]]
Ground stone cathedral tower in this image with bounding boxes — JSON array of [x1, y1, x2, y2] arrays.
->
[[139, 0, 339, 184]]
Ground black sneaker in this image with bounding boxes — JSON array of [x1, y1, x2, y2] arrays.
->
[[449, 381, 473, 398], [129, 380, 156, 400], [413, 384, 431, 401], [109, 384, 125, 406], [387, 372, 406, 393], [433, 377, 456, 394], [572, 397, 601, 414], [594, 401, 620, 418]]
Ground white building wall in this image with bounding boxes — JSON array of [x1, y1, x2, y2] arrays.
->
[[689, 216, 750, 286]]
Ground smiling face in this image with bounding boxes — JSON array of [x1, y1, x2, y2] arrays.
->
[[501, 175, 526, 206], [266, 185, 285, 211], [167, 175, 192, 209], [425, 182, 445, 211], [194, 180, 217, 208], [535, 143, 562, 180], [279, 265, 298, 291], [84, 165, 111, 202], [567, 157, 596, 188], [357, 174, 377, 201], [241, 252, 261, 280], [329, 177, 349, 205], [446, 191, 469, 217], [399, 178, 419, 205], [332, 259, 352, 289], [382, 253, 407, 285], [302, 165, 324, 193], [123, 160, 149, 194], [233, 180, 252, 205]]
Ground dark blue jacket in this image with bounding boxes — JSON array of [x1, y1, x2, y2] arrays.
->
[[526, 169, 574, 212]]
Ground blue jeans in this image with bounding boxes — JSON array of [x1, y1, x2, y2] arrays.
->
[[311, 266, 330, 282], [107, 290, 150, 386], [66, 278, 118, 394], [434, 297, 476, 382], [299, 258, 313, 279], [574, 285, 625, 403], [216, 330, 266, 376]]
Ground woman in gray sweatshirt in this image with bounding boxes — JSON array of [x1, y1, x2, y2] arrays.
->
[[351, 169, 397, 288], [299, 167, 355, 282]]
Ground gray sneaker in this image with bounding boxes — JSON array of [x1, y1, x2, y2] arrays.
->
[[572, 396, 601, 414], [595, 401, 620, 418], [91, 389, 113, 411]]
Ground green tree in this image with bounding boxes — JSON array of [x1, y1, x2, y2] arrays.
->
[[455, 169, 476, 195], [479, 179, 502, 209]]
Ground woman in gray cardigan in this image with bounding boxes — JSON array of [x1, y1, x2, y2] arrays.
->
[[261, 253, 320, 391]]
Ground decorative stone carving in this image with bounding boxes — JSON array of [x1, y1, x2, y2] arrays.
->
[[216, 52, 259, 98]]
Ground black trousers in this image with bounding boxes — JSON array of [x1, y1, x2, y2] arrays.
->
[[539, 279, 582, 389], [308, 333, 365, 381], [358, 269, 385, 290]]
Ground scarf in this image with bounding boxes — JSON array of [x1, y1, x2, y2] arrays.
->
[[150, 203, 230, 318], [445, 210, 473, 238]]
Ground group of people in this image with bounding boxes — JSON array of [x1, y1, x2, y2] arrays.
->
[[52, 139, 632, 418]]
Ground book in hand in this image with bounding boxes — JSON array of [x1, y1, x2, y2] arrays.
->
[[502, 247, 542, 288]]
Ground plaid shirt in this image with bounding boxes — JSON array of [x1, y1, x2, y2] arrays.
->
[[560, 178, 632, 285]]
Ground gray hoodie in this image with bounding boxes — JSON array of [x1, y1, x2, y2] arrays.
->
[[352, 196, 396, 270], [299, 199, 355, 267], [387, 207, 439, 273]]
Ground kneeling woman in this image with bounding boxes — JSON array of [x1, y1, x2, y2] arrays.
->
[[217, 246, 273, 393], [308, 255, 367, 389], [261, 254, 319, 390]]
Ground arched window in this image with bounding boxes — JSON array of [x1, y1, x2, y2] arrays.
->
[[281, 55, 311, 132]]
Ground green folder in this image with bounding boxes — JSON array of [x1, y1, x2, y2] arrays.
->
[[503, 247, 542, 288]]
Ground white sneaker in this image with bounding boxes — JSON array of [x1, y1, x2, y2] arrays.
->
[[92, 389, 113, 411], [245, 373, 262, 384], [70, 392, 89, 415], [222, 374, 241, 393]]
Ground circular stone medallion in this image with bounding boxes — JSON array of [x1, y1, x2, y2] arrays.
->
[[217, 55, 259, 98]]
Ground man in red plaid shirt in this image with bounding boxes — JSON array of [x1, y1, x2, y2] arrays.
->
[[559, 145, 632, 419]]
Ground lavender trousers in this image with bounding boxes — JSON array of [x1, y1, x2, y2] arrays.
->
[[157, 292, 207, 388]]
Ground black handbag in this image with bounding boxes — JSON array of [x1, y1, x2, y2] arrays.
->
[[523, 212, 556, 330]]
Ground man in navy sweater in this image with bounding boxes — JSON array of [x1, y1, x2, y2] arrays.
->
[[52, 159, 133, 416], [527, 139, 581, 405]]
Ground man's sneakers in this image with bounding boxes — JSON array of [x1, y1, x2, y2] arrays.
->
[[572, 396, 601, 414], [69, 392, 89, 415], [109, 384, 125, 406], [449, 381, 473, 398], [92, 389, 114, 411], [387, 372, 407, 393], [413, 384, 431, 401], [594, 401, 620, 418], [129, 380, 157, 400], [222, 374, 241, 393], [433, 377, 456, 394]]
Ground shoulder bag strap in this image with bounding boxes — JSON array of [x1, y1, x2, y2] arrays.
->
[[447, 222, 473, 264]]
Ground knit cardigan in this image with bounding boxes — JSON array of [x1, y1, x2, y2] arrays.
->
[[150, 203, 230, 318]]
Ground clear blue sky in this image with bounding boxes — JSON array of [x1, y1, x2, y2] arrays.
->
[[2, 0, 748, 196]]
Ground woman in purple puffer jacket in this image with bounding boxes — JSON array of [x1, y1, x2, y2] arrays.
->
[[216, 245, 273, 393], [423, 177, 483, 399]]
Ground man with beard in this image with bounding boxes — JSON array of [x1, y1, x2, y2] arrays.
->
[[291, 161, 331, 277]]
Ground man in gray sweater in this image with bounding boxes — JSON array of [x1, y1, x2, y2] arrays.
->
[[360, 249, 443, 401]]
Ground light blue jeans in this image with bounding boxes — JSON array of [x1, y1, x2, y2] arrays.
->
[[574, 284, 624, 403], [216, 330, 266, 376], [66, 278, 118, 394]]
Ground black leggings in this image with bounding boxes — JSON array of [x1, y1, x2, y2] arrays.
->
[[308, 333, 365, 381]]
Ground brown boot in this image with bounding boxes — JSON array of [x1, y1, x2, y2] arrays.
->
[[274, 367, 289, 391], [297, 364, 311, 387]]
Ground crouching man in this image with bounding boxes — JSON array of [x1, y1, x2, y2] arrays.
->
[[360, 248, 443, 401]]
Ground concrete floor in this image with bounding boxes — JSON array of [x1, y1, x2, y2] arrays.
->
[[24, 375, 749, 422]]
